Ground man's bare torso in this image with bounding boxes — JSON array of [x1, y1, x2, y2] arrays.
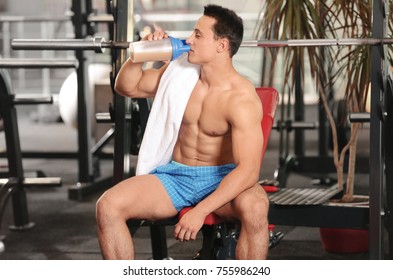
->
[[172, 77, 247, 166]]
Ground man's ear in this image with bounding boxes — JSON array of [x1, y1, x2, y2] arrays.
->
[[217, 38, 230, 54]]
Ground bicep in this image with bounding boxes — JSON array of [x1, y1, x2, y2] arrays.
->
[[115, 61, 168, 98], [137, 64, 169, 98], [230, 99, 263, 169]]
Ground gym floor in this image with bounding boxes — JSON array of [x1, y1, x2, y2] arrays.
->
[[0, 105, 372, 260]]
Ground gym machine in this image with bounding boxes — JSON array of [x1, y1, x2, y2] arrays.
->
[[1, 1, 116, 201], [0, 0, 114, 251], [6, 0, 393, 259], [0, 64, 68, 247]]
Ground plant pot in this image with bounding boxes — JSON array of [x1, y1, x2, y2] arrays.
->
[[320, 195, 369, 254], [319, 228, 368, 254]]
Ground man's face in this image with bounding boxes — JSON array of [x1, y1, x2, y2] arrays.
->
[[186, 15, 219, 64]]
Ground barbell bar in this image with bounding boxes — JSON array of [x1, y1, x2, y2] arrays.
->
[[241, 38, 393, 47], [11, 37, 129, 53], [11, 37, 393, 54], [0, 58, 79, 68]]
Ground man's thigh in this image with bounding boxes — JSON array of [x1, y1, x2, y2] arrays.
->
[[101, 174, 178, 221]]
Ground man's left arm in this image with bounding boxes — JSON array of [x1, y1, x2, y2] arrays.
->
[[174, 90, 263, 241]]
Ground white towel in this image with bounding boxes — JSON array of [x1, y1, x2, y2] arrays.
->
[[136, 54, 200, 175]]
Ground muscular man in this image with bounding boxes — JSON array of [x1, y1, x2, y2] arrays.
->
[[96, 4, 269, 260]]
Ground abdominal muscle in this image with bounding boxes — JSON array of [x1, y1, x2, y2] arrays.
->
[[172, 124, 234, 166]]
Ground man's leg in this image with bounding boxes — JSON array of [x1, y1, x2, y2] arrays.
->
[[214, 184, 269, 259], [96, 174, 178, 259]]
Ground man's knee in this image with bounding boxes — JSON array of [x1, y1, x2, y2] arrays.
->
[[234, 187, 269, 226], [96, 190, 122, 227]]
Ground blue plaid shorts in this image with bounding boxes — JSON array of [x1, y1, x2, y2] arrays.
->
[[149, 161, 236, 211]]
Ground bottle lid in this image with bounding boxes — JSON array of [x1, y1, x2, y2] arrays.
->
[[169, 36, 191, 60]]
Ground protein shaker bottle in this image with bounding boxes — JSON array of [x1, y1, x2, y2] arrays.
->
[[129, 36, 190, 63]]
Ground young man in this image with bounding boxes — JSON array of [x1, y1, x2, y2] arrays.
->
[[96, 4, 269, 260]]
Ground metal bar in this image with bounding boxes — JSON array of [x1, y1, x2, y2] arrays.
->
[[0, 151, 76, 159], [85, 0, 94, 36], [16, 22, 25, 90], [87, 14, 114, 23], [0, 151, 114, 159], [0, 178, 17, 234], [269, 203, 369, 229], [11, 37, 393, 54], [0, 179, 9, 185], [95, 112, 131, 123], [0, 59, 78, 68], [12, 38, 105, 52], [273, 121, 317, 130], [369, 0, 385, 259], [72, 0, 94, 186], [140, 12, 261, 22], [11, 38, 130, 53], [319, 95, 329, 157], [13, 94, 53, 105], [105, 1, 114, 41], [1, 12, 258, 24], [68, 176, 114, 201], [150, 226, 169, 260], [318, 4, 330, 159], [241, 38, 393, 47], [384, 72, 393, 258], [0, 15, 70, 22], [0, 178, 61, 187], [22, 177, 62, 187], [349, 112, 370, 123], [294, 58, 304, 157], [2, 21, 10, 58], [0, 70, 32, 230], [91, 127, 115, 156], [293, 155, 370, 174], [95, 112, 112, 123], [112, 0, 133, 183], [101, 41, 130, 49], [41, 21, 52, 96]]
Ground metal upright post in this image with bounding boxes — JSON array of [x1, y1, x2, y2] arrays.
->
[[294, 55, 305, 157], [369, 0, 385, 260], [318, 6, 329, 158], [383, 0, 393, 261], [112, 0, 133, 182], [71, 0, 94, 186], [0, 70, 33, 230], [106, 1, 114, 42], [384, 75, 393, 259], [85, 0, 95, 36]]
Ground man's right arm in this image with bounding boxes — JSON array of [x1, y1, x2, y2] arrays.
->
[[114, 58, 168, 99], [114, 31, 169, 99]]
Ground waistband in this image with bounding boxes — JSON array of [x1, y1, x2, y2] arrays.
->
[[171, 160, 236, 168], [168, 160, 237, 176]]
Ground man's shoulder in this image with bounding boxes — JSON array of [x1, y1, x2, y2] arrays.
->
[[228, 76, 258, 101], [225, 78, 262, 118]]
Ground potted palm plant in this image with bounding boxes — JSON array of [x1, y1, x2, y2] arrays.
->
[[257, 0, 390, 253]]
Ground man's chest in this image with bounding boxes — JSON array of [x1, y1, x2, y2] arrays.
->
[[181, 87, 230, 136]]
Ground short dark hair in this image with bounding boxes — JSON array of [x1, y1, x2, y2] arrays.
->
[[203, 4, 244, 57]]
